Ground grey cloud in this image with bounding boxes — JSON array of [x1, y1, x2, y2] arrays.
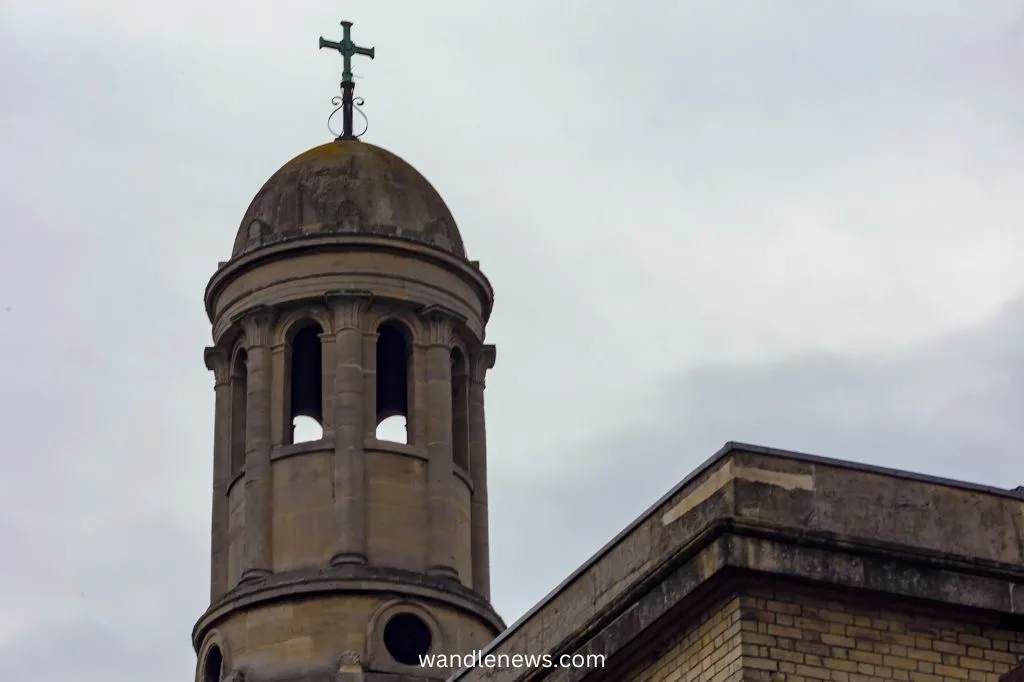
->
[[2, 2, 1023, 681]]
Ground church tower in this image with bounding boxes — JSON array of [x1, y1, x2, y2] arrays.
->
[[192, 21, 503, 682]]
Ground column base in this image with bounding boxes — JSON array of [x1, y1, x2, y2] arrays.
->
[[239, 568, 271, 584], [426, 564, 460, 581], [330, 552, 368, 567]]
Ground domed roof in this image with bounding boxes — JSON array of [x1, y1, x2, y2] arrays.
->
[[232, 141, 465, 259]]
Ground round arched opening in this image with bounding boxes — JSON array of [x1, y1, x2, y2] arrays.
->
[[203, 645, 223, 682], [383, 612, 432, 666]]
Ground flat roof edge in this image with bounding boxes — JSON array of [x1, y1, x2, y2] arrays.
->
[[448, 440, 1024, 680]]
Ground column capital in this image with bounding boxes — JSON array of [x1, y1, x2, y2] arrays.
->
[[235, 306, 276, 348], [325, 290, 373, 331], [420, 304, 466, 347], [470, 344, 497, 385], [204, 346, 231, 386]]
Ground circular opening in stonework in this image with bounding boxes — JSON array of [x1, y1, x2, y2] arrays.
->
[[383, 613, 432, 665]]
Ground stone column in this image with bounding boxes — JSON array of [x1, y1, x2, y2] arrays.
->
[[240, 307, 275, 582], [468, 345, 496, 600], [205, 346, 232, 602], [425, 312, 457, 578], [328, 293, 371, 566]]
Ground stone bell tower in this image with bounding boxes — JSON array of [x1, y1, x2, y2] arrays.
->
[[191, 25, 502, 681]]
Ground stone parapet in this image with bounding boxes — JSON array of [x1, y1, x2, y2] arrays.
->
[[450, 443, 1024, 682]]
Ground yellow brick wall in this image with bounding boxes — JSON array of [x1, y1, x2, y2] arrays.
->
[[739, 586, 1024, 682], [628, 595, 745, 682], [623, 586, 1024, 682]]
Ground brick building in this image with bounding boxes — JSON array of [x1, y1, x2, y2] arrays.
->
[[451, 443, 1024, 682]]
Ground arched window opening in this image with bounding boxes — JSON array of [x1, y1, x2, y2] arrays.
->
[[376, 322, 410, 443], [203, 645, 223, 682], [229, 350, 247, 477], [451, 348, 470, 472], [376, 415, 408, 444], [288, 322, 323, 444]]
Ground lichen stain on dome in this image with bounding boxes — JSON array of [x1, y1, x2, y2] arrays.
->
[[231, 141, 466, 259]]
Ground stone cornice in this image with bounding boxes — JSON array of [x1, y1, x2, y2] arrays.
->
[[205, 236, 495, 327], [231, 306, 276, 348], [448, 443, 1024, 681], [452, 523, 1024, 682], [469, 344, 496, 385], [204, 346, 230, 386], [191, 564, 505, 652]]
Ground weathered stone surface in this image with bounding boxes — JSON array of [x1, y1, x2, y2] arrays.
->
[[233, 142, 465, 260], [450, 444, 1024, 682]]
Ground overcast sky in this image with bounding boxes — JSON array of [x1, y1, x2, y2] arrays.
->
[[2, 1, 1024, 680]]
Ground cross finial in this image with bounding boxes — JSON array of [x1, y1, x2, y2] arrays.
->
[[319, 20, 375, 140]]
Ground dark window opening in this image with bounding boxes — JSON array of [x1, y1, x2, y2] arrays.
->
[[203, 645, 223, 682], [229, 350, 247, 477], [376, 323, 410, 444], [451, 348, 470, 472], [383, 613, 432, 666], [289, 323, 323, 444]]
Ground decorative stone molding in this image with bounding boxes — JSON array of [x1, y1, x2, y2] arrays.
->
[[204, 346, 231, 386], [229, 340, 248, 375], [326, 290, 373, 331], [421, 304, 464, 347], [336, 650, 362, 673], [239, 307, 276, 348], [192, 565, 505, 652], [424, 315, 452, 347], [195, 630, 232, 682], [469, 345, 496, 385], [364, 598, 448, 676], [365, 309, 421, 342], [273, 305, 332, 345]]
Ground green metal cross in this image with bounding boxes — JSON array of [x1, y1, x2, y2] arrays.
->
[[319, 21, 375, 84]]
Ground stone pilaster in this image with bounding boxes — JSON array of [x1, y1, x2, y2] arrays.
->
[[468, 345, 496, 599], [205, 346, 232, 602], [424, 311, 458, 578], [411, 340, 428, 447], [319, 331, 336, 433], [240, 307, 275, 582], [269, 342, 287, 446], [362, 331, 378, 441], [327, 292, 372, 566]]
